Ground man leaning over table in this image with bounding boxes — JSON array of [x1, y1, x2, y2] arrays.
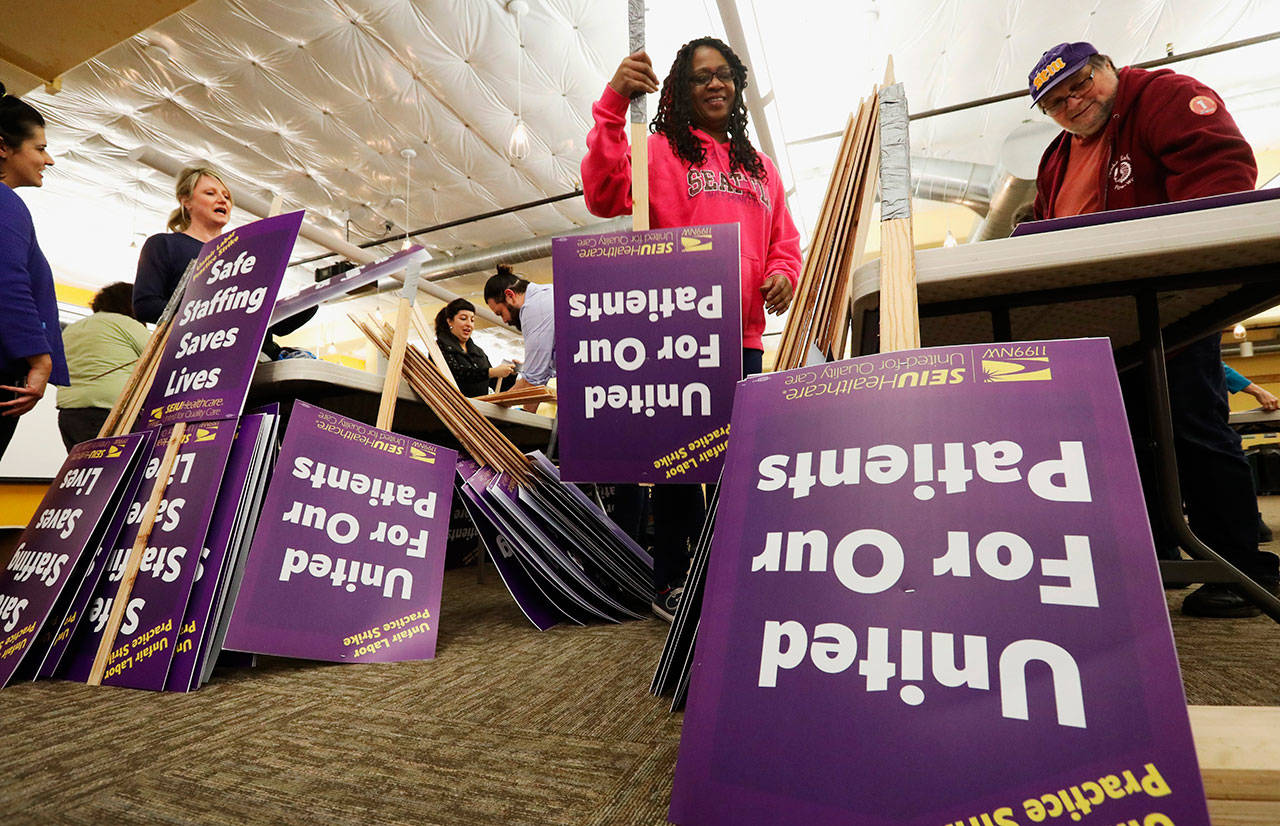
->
[[1029, 41, 1280, 617]]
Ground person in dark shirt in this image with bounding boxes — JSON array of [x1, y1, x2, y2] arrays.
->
[[132, 165, 314, 356], [434, 298, 513, 397], [1029, 41, 1278, 617]]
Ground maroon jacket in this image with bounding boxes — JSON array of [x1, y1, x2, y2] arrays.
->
[[1033, 66, 1257, 219]]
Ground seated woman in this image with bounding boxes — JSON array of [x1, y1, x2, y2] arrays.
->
[[132, 165, 313, 356], [434, 298, 513, 397]]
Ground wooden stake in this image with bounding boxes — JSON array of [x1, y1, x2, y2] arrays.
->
[[628, 0, 649, 232], [375, 262, 422, 430], [87, 421, 187, 685], [876, 73, 921, 354]]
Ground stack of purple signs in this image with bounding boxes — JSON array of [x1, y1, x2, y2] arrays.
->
[[454, 452, 655, 629], [0, 433, 151, 688], [223, 402, 457, 664], [53, 421, 239, 689], [670, 338, 1211, 825], [552, 224, 742, 484]]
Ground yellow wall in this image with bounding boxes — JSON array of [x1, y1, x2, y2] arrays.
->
[[0, 482, 47, 528]]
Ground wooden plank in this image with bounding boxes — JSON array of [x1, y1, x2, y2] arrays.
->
[[1189, 705, 1280, 802], [632, 122, 649, 232], [87, 420, 187, 685], [376, 297, 413, 431], [878, 216, 920, 352]]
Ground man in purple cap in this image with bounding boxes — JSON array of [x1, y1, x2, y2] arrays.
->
[[1028, 42, 1278, 618]]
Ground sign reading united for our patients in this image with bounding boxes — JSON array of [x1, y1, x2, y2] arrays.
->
[[552, 224, 741, 483], [141, 210, 305, 427], [671, 339, 1210, 826], [224, 402, 457, 663]]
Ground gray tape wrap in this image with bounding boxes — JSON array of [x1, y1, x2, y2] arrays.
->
[[878, 83, 913, 221], [628, 0, 645, 124], [399, 261, 422, 301]]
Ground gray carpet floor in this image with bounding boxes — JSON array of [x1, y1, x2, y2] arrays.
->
[[1, 500, 1278, 825]]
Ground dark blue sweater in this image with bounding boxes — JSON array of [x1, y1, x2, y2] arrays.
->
[[0, 185, 67, 384]]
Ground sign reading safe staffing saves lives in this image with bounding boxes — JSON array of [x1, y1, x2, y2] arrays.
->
[[552, 224, 741, 483], [224, 402, 457, 663], [141, 210, 304, 427], [670, 339, 1210, 826]]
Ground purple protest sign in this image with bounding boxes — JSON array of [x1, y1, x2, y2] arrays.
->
[[269, 246, 427, 325], [671, 339, 1210, 826], [98, 420, 237, 690], [58, 421, 235, 686], [0, 432, 150, 688], [552, 224, 741, 483], [141, 211, 305, 428], [224, 401, 456, 663], [165, 414, 269, 692]]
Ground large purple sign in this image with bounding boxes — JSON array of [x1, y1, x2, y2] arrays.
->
[[671, 339, 1210, 825], [224, 402, 457, 663], [141, 211, 304, 427], [59, 421, 236, 688], [0, 432, 150, 687], [552, 224, 741, 483], [165, 414, 269, 692], [270, 246, 427, 325]]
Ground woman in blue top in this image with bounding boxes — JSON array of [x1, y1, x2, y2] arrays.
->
[[0, 85, 64, 458]]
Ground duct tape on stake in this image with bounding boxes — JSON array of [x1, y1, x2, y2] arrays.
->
[[877, 82, 920, 352], [878, 83, 912, 220]]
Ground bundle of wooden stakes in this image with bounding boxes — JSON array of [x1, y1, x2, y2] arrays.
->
[[352, 310, 532, 483], [773, 88, 882, 370], [476, 385, 556, 408]]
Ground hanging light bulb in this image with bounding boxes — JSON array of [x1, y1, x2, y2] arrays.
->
[[400, 147, 415, 250], [943, 228, 958, 248], [507, 0, 530, 161], [508, 119, 531, 160], [1233, 323, 1247, 340]]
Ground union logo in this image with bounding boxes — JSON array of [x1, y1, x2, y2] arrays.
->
[[980, 357, 1052, 383], [409, 445, 436, 464], [680, 234, 713, 252]]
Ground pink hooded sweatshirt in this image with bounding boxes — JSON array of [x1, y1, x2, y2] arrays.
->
[[581, 85, 802, 350]]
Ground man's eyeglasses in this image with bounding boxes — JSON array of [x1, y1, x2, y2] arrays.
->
[[1040, 68, 1095, 116], [690, 68, 734, 87]]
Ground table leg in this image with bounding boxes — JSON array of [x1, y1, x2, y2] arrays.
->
[[1136, 290, 1280, 621]]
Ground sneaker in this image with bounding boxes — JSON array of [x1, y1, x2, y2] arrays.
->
[[1181, 583, 1262, 619], [652, 586, 683, 622]]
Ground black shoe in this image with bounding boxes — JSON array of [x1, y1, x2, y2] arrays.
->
[[1181, 583, 1262, 619], [652, 586, 683, 622], [1258, 513, 1273, 543]]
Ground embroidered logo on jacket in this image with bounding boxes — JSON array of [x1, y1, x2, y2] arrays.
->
[[1110, 154, 1133, 190], [1188, 95, 1217, 116]]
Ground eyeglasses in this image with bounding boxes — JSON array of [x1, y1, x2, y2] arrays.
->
[[1040, 68, 1095, 116], [690, 68, 734, 87]]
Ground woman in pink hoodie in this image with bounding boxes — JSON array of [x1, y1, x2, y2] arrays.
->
[[581, 37, 803, 618]]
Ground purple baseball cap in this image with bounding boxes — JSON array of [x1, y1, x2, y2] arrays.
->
[[1028, 41, 1098, 106]]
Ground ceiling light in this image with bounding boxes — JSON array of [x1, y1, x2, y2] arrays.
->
[[1233, 323, 1247, 339], [507, 0, 530, 161]]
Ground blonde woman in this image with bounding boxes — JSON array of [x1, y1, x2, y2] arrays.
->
[[132, 165, 231, 323], [131, 166, 314, 357]]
